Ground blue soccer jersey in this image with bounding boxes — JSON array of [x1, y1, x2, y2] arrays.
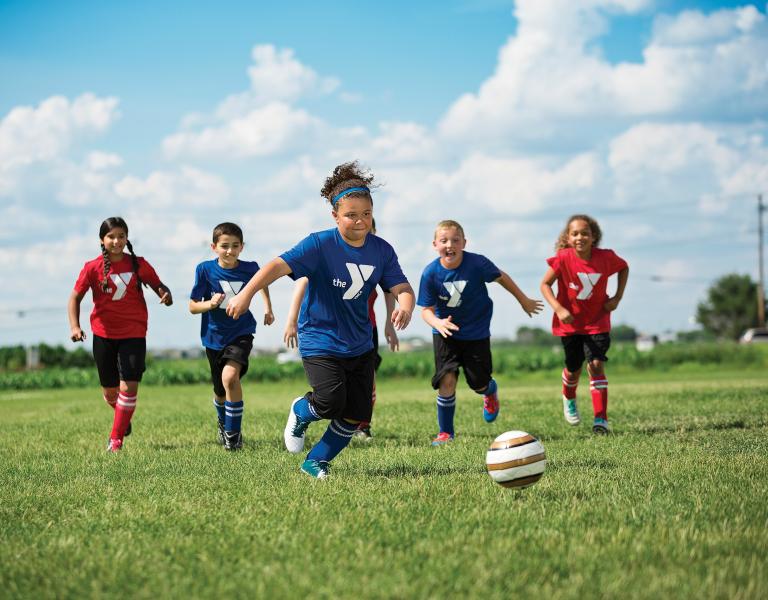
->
[[417, 251, 501, 340], [280, 228, 408, 358], [190, 259, 260, 350]]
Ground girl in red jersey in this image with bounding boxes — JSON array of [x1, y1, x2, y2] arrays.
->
[[540, 215, 629, 434], [67, 217, 173, 451]]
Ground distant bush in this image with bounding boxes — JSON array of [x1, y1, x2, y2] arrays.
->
[[0, 342, 764, 391]]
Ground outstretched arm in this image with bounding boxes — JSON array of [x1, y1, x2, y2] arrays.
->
[[226, 257, 293, 320], [68, 290, 87, 342], [260, 287, 275, 325], [389, 282, 415, 330], [604, 266, 629, 312], [540, 267, 573, 324], [283, 278, 308, 348], [421, 306, 460, 338], [496, 270, 543, 317], [382, 291, 399, 351]]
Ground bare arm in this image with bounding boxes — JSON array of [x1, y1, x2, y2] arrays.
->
[[496, 270, 544, 317], [260, 286, 275, 325], [226, 257, 293, 320], [605, 266, 629, 312], [189, 293, 225, 315], [421, 305, 460, 338], [152, 281, 173, 306], [382, 291, 399, 351], [540, 267, 573, 324], [389, 282, 416, 330], [283, 277, 308, 348], [68, 290, 86, 342]]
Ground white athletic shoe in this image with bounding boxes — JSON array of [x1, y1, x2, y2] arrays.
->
[[284, 397, 311, 454], [562, 395, 581, 425]]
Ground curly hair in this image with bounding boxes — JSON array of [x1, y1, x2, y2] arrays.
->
[[98, 217, 144, 293], [320, 161, 375, 208], [555, 214, 602, 251]]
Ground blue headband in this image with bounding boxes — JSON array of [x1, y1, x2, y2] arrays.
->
[[332, 186, 370, 205]]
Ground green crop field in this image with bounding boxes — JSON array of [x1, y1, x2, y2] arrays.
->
[[1, 369, 766, 599]]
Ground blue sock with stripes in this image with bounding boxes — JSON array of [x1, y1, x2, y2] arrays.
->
[[293, 395, 321, 423], [213, 398, 226, 424], [437, 394, 456, 436], [307, 419, 358, 463], [224, 400, 244, 433]]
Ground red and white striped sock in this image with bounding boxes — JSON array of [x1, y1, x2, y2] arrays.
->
[[589, 377, 608, 420], [110, 392, 137, 440], [562, 368, 580, 400]]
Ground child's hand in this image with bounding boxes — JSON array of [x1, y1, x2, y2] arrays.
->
[[391, 308, 412, 331], [209, 293, 225, 310], [158, 287, 173, 306], [384, 322, 399, 351], [435, 315, 460, 338], [604, 296, 621, 312], [556, 307, 574, 324], [225, 294, 250, 320], [264, 310, 275, 326], [520, 297, 545, 317], [283, 323, 298, 348], [70, 328, 86, 342]]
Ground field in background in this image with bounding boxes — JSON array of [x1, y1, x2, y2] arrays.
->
[[1, 368, 766, 598]]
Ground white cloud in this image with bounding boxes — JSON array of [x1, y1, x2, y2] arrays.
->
[[86, 151, 123, 170], [114, 166, 230, 207], [439, 1, 768, 144]]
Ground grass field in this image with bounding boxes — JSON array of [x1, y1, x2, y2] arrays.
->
[[1, 369, 767, 599]]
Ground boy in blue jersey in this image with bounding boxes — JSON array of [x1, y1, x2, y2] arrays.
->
[[418, 220, 544, 445], [226, 162, 415, 479], [190, 222, 274, 450]]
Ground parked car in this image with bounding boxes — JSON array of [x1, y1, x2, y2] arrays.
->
[[739, 327, 768, 344]]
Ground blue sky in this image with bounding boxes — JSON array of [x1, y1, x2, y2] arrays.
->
[[1, 0, 766, 350]]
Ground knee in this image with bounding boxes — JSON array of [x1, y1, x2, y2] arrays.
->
[[221, 364, 241, 390], [103, 388, 119, 404], [119, 381, 138, 395], [309, 389, 345, 420], [588, 360, 604, 376], [439, 372, 457, 394]]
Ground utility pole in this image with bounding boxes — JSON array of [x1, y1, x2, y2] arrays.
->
[[759, 194, 766, 328]]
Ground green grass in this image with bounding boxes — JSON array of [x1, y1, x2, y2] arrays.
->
[[1, 370, 767, 599]]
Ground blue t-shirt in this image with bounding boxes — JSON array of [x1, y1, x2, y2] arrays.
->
[[190, 259, 260, 350], [280, 228, 408, 358], [417, 251, 501, 340]]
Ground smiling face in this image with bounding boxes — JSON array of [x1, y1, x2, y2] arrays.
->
[[567, 219, 594, 258], [333, 195, 373, 247], [433, 226, 466, 269], [211, 234, 244, 268], [101, 227, 127, 259]]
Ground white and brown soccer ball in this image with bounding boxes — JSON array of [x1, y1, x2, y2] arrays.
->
[[486, 431, 546, 489]]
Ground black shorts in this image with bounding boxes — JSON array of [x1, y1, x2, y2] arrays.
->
[[302, 349, 376, 421], [431, 334, 492, 391], [92, 335, 146, 387], [561, 333, 611, 372], [205, 335, 253, 398]]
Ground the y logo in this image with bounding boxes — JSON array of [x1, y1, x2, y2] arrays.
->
[[218, 280, 244, 308], [443, 280, 467, 307], [342, 263, 375, 300], [576, 273, 601, 300], [110, 273, 134, 301]]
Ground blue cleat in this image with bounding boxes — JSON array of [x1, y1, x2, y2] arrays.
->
[[301, 459, 329, 479], [483, 391, 499, 423], [592, 417, 611, 435]]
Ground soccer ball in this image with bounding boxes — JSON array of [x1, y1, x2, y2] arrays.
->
[[486, 430, 546, 489]]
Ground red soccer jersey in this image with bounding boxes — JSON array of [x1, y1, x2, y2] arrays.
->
[[73, 255, 162, 339], [546, 247, 628, 336], [367, 288, 378, 327]]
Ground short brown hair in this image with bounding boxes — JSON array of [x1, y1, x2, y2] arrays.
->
[[212, 222, 244, 243]]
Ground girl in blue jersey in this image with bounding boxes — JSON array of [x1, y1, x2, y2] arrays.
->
[[226, 161, 415, 478], [418, 220, 544, 445], [190, 222, 274, 450]]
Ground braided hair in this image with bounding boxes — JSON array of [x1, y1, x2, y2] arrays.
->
[[98, 217, 144, 293]]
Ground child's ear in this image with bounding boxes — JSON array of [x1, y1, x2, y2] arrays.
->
[[210, 243, 217, 251]]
